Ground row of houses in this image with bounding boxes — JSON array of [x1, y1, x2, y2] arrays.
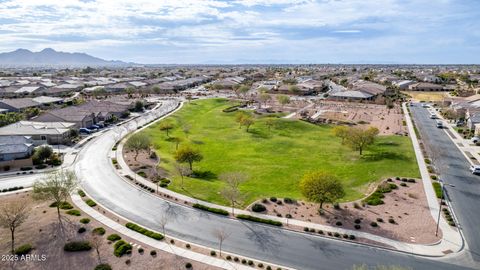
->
[[327, 80, 387, 101]]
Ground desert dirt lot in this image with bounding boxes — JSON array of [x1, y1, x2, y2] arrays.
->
[[402, 91, 449, 102], [306, 101, 406, 135], [0, 192, 217, 270], [254, 178, 443, 244]]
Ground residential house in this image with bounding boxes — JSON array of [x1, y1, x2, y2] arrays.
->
[[408, 82, 444, 91], [0, 121, 76, 145], [393, 80, 415, 90], [0, 98, 41, 112], [0, 136, 34, 162], [34, 107, 95, 129]]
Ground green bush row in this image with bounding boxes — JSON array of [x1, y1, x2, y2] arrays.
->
[[86, 199, 97, 207], [107, 234, 121, 242], [125, 222, 164, 240], [432, 182, 443, 199], [192, 204, 229, 216], [50, 201, 73, 210], [14, 244, 32, 255], [236, 214, 282, 226], [66, 210, 81, 216]]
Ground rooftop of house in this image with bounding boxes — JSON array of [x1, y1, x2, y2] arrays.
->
[[0, 121, 75, 136]]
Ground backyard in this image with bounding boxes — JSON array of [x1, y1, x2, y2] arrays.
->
[[141, 99, 420, 206]]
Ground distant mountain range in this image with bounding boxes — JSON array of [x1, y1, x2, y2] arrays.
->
[[0, 48, 132, 68]]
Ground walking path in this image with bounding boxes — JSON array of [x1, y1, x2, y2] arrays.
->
[[111, 100, 464, 257]]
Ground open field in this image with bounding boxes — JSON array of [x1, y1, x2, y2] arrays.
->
[[402, 91, 449, 102], [142, 99, 420, 206]]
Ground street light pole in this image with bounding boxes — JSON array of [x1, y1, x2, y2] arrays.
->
[[435, 184, 445, 237]]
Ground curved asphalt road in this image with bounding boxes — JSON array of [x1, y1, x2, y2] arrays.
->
[[75, 101, 474, 270]]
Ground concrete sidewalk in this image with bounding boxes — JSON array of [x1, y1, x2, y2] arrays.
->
[[110, 101, 464, 257]]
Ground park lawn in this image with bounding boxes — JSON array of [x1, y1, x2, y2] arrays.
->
[[143, 99, 420, 207], [402, 91, 448, 102]]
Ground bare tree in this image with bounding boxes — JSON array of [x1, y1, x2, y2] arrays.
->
[[0, 198, 30, 254], [213, 228, 230, 257], [220, 172, 247, 215], [174, 162, 192, 188], [158, 214, 168, 237], [90, 234, 103, 263], [32, 170, 77, 221]]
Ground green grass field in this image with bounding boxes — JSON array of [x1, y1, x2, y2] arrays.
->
[[143, 99, 420, 206]]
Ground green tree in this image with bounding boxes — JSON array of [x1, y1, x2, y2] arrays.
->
[[159, 121, 174, 138], [299, 171, 345, 209], [258, 92, 271, 108], [240, 115, 254, 132], [32, 170, 77, 220], [288, 85, 300, 95], [345, 127, 380, 155], [276, 95, 290, 108], [332, 126, 349, 144], [265, 118, 275, 131], [174, 145, 203, 171], [33, 145, 53, 164], [134, 101, 144, 112], [238, 85, 250, 98], [235, 112, 248, 128], [125, 133, 151, 161]]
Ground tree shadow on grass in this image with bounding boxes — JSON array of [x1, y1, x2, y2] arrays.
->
[[376, 141, 400, 147], [361, 151, 408, 162], [247, 129, 270, 139], [192, 170, 217, 180]]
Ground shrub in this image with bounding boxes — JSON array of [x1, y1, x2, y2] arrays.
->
[[400, 183, 407, 187], [50, 201, 73, 209], [185, 262, 192, 269], [424, 158, 431, 164], [186, 244, 191, 249], [80, 218, 90, 224], [318, 230, 324, 234], [234, 257, 239, 262], [226, 255, 232, 260], [86, 199, 97, 207], [408, 179, 416, 183], [236, 214, 282, 226], [284, 197, 295, 204], [248, 260, 254, 266], [269, 197, 277, 202], [335, 221, 342, 226], [242, 259, 247, 264], [138, 248, 144, 253], [94, 264, 112, 270], [388, 218, 395, 224], [107, 234, 121, 241], [333, 202, 340, 209], [343, 234, 349, 239], [251, 203, 267, 212], [92, 227, 106, 235], [20, 167, 32, 171], [192, 204, 229, 216], [78, 227, 86, 233], [286, 214, 292, 218], [370, 222, 378, 227], [431, 175, 437, 180], [14, 244, 32, 255], [35, 164, 47, 169], [354, 224, 361, 230], [150, 250, 157, 256], [210, 250, 216, 256], [349, 235, 356, 240], [333, 232, 340, 237], [64, 241, 91, 252], [432, 182, 443, 199], [376, 218, 384, 223], [66, 210, 81, 216], [258, 263, 264, 268], [354, 218, 361, 224], [125, 222, 164, 240], [363, 191, 385, 206], [114, 240, 132, 257], [304, 227, 309, 232]]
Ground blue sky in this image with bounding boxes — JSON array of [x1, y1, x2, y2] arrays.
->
[[0, 0, 479, 64]]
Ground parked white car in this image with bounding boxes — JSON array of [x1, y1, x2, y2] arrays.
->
[[470, 165, 480, 174]]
